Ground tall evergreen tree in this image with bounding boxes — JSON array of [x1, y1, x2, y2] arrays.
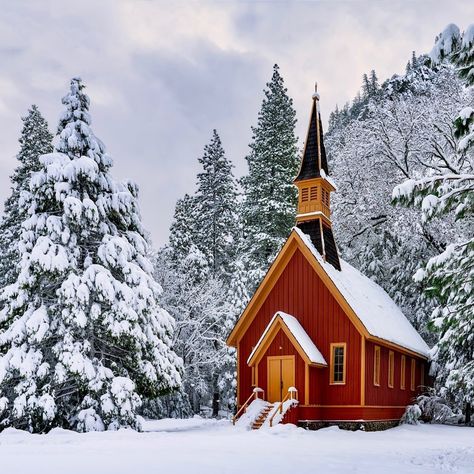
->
[[240, 64, 299, 292], [0, 78, 181, 432], [370, 69, 379, 94], [0, 106, 53, 291], [168, 194, 199, 267], [362, 73, 371, 99], [159, 130, 240, 415], [194, 130, 238, 279]]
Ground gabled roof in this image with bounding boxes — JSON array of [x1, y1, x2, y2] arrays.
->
[[227, 228, 430, 359], [294, 94, 329, 182], [294, 228, 430, 358], [247, 311, 327, 367]]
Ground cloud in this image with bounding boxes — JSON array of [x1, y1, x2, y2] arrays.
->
[[0, 0, 473, 246]]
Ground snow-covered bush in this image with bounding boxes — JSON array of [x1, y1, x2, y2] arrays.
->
[[401, 404, 422, 425], [402, 389, 464, 425]]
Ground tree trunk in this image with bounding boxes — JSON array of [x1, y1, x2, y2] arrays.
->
[[465, 402, 471, 425], [211, 355, 220, 418], [212, 392, 220, 418]]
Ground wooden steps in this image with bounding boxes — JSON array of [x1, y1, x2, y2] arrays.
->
[[251, 404, 273, 430]]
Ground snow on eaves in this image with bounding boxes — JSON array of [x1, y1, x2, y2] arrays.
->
[[294, 227, 430, 358], [247, 311, 327, 366]]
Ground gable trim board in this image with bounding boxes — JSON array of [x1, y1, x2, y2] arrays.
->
[[247, 311, 327, 367], [227, 228, 429, 360]]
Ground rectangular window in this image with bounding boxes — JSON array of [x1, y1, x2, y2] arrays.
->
[[411, 359, 416, 391], [388, 351, 394, 388], [330, 343, 346, 384], [301, 188, 309, 202], [374, 346, 381, 386], [310, 186, 318, 201], [400, 355, 406, 390], [420, 363, 425, 388]]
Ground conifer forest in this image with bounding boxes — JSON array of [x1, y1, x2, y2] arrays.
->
[[0, 2, 472, 473]]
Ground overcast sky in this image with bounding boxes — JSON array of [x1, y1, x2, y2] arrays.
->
[[0, 0, 473, 246]]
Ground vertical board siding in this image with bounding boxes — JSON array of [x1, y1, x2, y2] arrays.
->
[[239, 249, 361, 406], [365, 341, 426, 407]]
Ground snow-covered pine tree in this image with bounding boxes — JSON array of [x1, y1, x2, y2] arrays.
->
[[194, 130, 238, 280], [240, 64, 299, 292], [0, 106, 53, 293], [168, 193, 200, 267], [393, 23, 474, 422], [370, 69, 379, 95], [0, 78, 181, 433], [362, 73, 371, 99]]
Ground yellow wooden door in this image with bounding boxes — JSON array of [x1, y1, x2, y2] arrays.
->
[[267, 356, 295, 402], [267, 358, 281, 403], [281, 357, 295, 395]]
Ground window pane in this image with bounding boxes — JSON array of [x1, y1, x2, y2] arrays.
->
[[333, 346, 344, 383]]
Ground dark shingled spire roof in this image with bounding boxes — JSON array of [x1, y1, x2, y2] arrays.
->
[[295, 86, 341, 271], [294, 98, 329, 181]]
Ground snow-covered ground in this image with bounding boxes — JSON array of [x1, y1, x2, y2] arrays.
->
[[0, 418, 472, 473]]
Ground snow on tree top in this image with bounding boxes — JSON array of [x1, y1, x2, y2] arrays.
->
[[462, 24, 474, 47], [247, 311, 327, 366], [294, 227, 430, 357], [430, 24, 461, 62]]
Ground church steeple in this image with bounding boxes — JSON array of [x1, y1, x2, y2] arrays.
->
[[294, 83, 329, 182], [295, 84, 341, 271]]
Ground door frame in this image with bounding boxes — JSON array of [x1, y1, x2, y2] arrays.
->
[[267, 355, 295, 402]]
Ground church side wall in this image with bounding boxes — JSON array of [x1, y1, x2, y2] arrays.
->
[[365, 341, 428, 407]]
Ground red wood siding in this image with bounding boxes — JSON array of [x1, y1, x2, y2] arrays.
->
[[282, 404, 299, 425], [238, 248, 361, 407], [365, 341, 426, 407], [298, 406, 406, 421]]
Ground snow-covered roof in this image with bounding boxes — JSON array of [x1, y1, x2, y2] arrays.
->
[[294, 227, 430, 358], [247, 311, 327, 366]]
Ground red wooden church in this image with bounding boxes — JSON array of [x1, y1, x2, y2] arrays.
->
[[227, 87, 430, 429]]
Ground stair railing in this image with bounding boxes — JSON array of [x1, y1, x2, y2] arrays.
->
[[232, 387, 264, 425], [269, 387, 298, 427]]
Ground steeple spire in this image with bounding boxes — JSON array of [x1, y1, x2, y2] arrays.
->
[[295, 86, 341, 271], [294, 82, 329, 182]]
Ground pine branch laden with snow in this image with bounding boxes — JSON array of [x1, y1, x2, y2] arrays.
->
[[392, 28, 474, 409], [402, 388, 464, 425], [0, 106, 53, 294], [431, 24, 474, 151], [240, 64, 300, 293], [0, 78, 182, 433]]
